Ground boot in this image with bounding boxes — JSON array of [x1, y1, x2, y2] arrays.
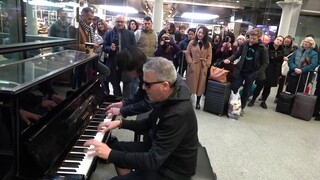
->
[[247, 100, 255, 107], [196, 96, 201, 110], [260, 102, 268, 109]]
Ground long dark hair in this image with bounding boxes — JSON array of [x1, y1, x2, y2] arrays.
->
[[192, 26, 210, 49], [116, 46, 147, 74], [128, 19, 139, 32]]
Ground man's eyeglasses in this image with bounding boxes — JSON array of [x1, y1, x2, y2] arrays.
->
[[143, 81, 164, 88]]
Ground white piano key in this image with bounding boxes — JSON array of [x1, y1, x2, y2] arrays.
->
[[57, 117, 113, 176]]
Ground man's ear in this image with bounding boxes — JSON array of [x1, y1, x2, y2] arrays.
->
[[163, 81, 171, 89]]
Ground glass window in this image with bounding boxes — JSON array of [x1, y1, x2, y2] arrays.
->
[[0, 0, 78, 64]]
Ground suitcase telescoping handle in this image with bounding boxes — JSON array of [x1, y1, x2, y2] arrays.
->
[[303, 70, 317, 95], [295, 71, 314, 95]]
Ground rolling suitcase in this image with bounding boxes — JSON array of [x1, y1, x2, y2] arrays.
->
[[276, 92, 295, 114], [276, 73, 301, 115], [291, 72, 317, 121], [204, 80, 231, 115]]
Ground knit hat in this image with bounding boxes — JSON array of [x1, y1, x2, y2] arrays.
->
[[237, 35, 245, 40]]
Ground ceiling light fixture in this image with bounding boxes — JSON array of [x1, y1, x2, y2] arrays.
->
[[159, 0, 243, 9], [24, 0, 65, 8], [181, 12, 219, 20], [100, 5, 139, 14]]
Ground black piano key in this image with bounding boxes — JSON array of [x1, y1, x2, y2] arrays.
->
[[57, 169, 77, 172], [97, 110, 105, 114], [71, 147, 88, 153], [102, 102, 111, 106], [75, 141, 85, 146], [100, 105, 107, 109], [92, 118, 103, 122], [68, 153, 85, 158], [86, 126, 97, 130], [89, 121, 100, 126], [61, 162, 80, 168], [80, 136, 94, 140], [94, 114, 105, 119], [65, 156, 83, 161], [65, 157, 83, 161], [83, 131, 97, 136]]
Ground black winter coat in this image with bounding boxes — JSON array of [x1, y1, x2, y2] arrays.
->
[[257, 42, 284, 87], [228, 40, 269, 80]]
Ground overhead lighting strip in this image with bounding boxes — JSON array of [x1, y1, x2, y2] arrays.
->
[[100, 5, 139, 14], [181, 12, 219, 20]]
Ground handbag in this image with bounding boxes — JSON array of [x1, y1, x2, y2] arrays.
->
[[209, 66, 229, 83]]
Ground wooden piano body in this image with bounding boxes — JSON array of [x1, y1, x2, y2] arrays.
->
[[0, 50, 117, 179]]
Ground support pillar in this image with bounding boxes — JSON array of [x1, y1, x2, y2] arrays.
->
[[277, 0, 302, 37], [152, 0, 163, 33], [26, 4, 38, 35]]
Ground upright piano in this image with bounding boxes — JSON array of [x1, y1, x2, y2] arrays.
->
[[0, 50, 118, 179]]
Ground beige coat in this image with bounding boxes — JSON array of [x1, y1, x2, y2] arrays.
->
[[185, 40, 212, 95]]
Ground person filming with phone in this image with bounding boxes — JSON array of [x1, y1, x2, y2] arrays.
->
[[103, 15, 137, 98]]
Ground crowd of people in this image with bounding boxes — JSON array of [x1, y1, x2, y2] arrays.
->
[[43, 6, 320, 179]]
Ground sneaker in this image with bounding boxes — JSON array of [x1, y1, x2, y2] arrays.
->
[[247, 100, 254, 107], [315, 116, 320, 121], [260, 102, 268, 109], [240, 110, 245, 117]]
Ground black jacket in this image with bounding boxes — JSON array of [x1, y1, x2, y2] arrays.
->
[[120, 75, 152, 117], [120, 74, 186, 118], [228, 40, 269, 80], [259, 42, 284, 87], [103, 27, 136, 82], [108, 76, 198, 178]]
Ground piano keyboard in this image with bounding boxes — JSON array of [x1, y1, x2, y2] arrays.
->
[[56, 102, 112, 177]]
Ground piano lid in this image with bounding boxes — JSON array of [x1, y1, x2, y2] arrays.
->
[[0, 50, 97, 95]]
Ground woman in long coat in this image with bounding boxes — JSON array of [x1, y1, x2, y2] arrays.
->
[[248, 36, 284, 109], [185, 26, 212, 109]]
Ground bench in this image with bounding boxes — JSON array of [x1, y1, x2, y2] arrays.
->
[[192, 145, 217, 180]]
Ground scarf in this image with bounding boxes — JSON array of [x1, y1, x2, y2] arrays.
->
[[79, 18, 95, 43], [294, 48, 311, 68]]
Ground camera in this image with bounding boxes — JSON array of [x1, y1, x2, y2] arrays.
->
[[163, 39, 170, 46], [112, 38, 119, 47], [224, 36, 230, 43]]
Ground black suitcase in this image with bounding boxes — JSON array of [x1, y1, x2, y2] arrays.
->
[[204, 80, 231, 115], [276, 92, 295, 114]]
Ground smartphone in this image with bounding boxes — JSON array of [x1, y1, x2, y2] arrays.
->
[[112, 38, 119, 46]]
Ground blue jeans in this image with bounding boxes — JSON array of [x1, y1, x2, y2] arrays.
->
[[231, 72, 257, 109]]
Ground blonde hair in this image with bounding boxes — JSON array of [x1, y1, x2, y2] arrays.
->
[[303, 37, 316, 49]]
